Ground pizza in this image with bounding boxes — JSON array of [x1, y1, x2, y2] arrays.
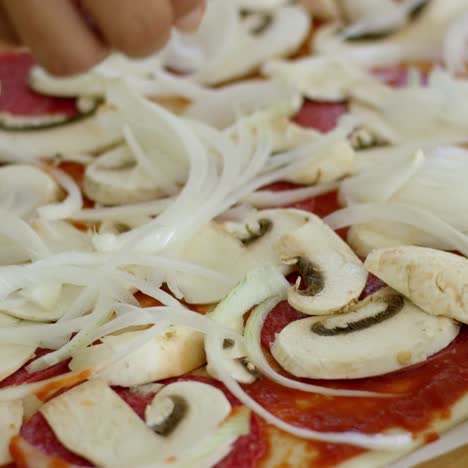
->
[[1, 0, 468, 467]]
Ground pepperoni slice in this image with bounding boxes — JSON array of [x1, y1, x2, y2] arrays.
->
[[0, 349, 70, 388], [0, 52, 77, 116], [17, 376, 266, 468], [292, 100, 348, 133]]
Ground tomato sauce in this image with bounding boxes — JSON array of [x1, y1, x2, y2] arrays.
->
[[258, 280, 468, 467], [2, 52, 464, 468]]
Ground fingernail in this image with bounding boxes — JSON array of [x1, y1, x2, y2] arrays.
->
[[175, 2, 206, 33]]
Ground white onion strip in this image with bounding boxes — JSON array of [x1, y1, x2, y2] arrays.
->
[[0, 210, 50, 260], [205, 333, 413, 451], [26, 293, 113, 372], [324, 203, 468, 257], [71, 198, 172, 221], [244, 297, 397, 398], [38, 167, 83, 220], [244, 182, 338, 208]]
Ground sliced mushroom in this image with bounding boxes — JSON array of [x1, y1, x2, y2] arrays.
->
[[314, 0, 466, 70], [276, 215, 368, 315], [347, 221, 449, 258], [0, 165, 60, 217], [40, 379, 164, 467], [145, 381, 231, 454], [207, 338, 258, 384], [365, 246, 468, 323], [83, 145, 164, 205], [0, 106, 121, 162], [189, 4, 310, 86], [69, 326, 205, 386], [340, 0, 429, 40], [271, 288, 459, 379], [262, 56, 372, 102], [185, 79, 300, 129], [178, 209, 310, 304], [1, 285, 82, 322], [285, 139, 355, 185], [0, 400, 23, 465]]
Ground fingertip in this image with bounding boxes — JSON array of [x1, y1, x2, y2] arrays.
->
[[174, 0, 206, 32]]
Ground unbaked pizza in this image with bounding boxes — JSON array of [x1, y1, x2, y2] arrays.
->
[[1, 1, 468, 467]]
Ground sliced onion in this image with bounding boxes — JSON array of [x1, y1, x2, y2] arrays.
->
[[71, 198, 172, 221], [38, 167, 83, 220], [244, 182, 338, 208], [244, 297, 397, 398], [0, 210, 50, 261], [209, 266, 289, 331], [324, 203, 468, 257], [205, 333, 413, 451], [26, 293, 114, 372], [444, 10, 468, 75]]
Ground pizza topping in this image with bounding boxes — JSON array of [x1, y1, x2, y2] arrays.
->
[[325, 202, 468, 257], [243, 296, 394, 398], [0, 104, 121, 163], [0, 97, 101, 132], [239, 218, 273, 246], [313, 0, 466, 69], [208, 265, 289, 332], [0, 164, 59, 219], [444, 9, 468, 75], [347, 221, 445, 258], [271, 288, 459, 379], [37, 378, 248, 467], [350, 70, 468, 145], [175, 2, 310, 86], [365, 246, 468, 324], [263, 56, 373, 102], [277, 215, 368, 315], [145, 381, 231, 446], [310, 292, 404, 335], [37, 379, 170, 466], [83, 145, 164, 206], [339, 0, 429, 41], [0, 312, 37, 382], [205, 332, 414, 450], [69, 327, 205, 387], [0, 400, 23, 465]]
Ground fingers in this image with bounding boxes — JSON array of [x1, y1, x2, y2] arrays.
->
[[0, 4, 19, 47], [81, 0, 174, 58], [172, 0, 206, 32], [2, 0, 108, 76]]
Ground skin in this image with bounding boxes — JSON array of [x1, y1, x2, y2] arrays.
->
[[0, 0, 206, 76], [0, 0, 316, 77]]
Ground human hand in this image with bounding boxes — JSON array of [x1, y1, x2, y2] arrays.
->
[[0, 0, 206, 76]]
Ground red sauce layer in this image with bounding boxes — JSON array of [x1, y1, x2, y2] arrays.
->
[[2, 52, 462, 468], [257, 285, 468, 467]]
